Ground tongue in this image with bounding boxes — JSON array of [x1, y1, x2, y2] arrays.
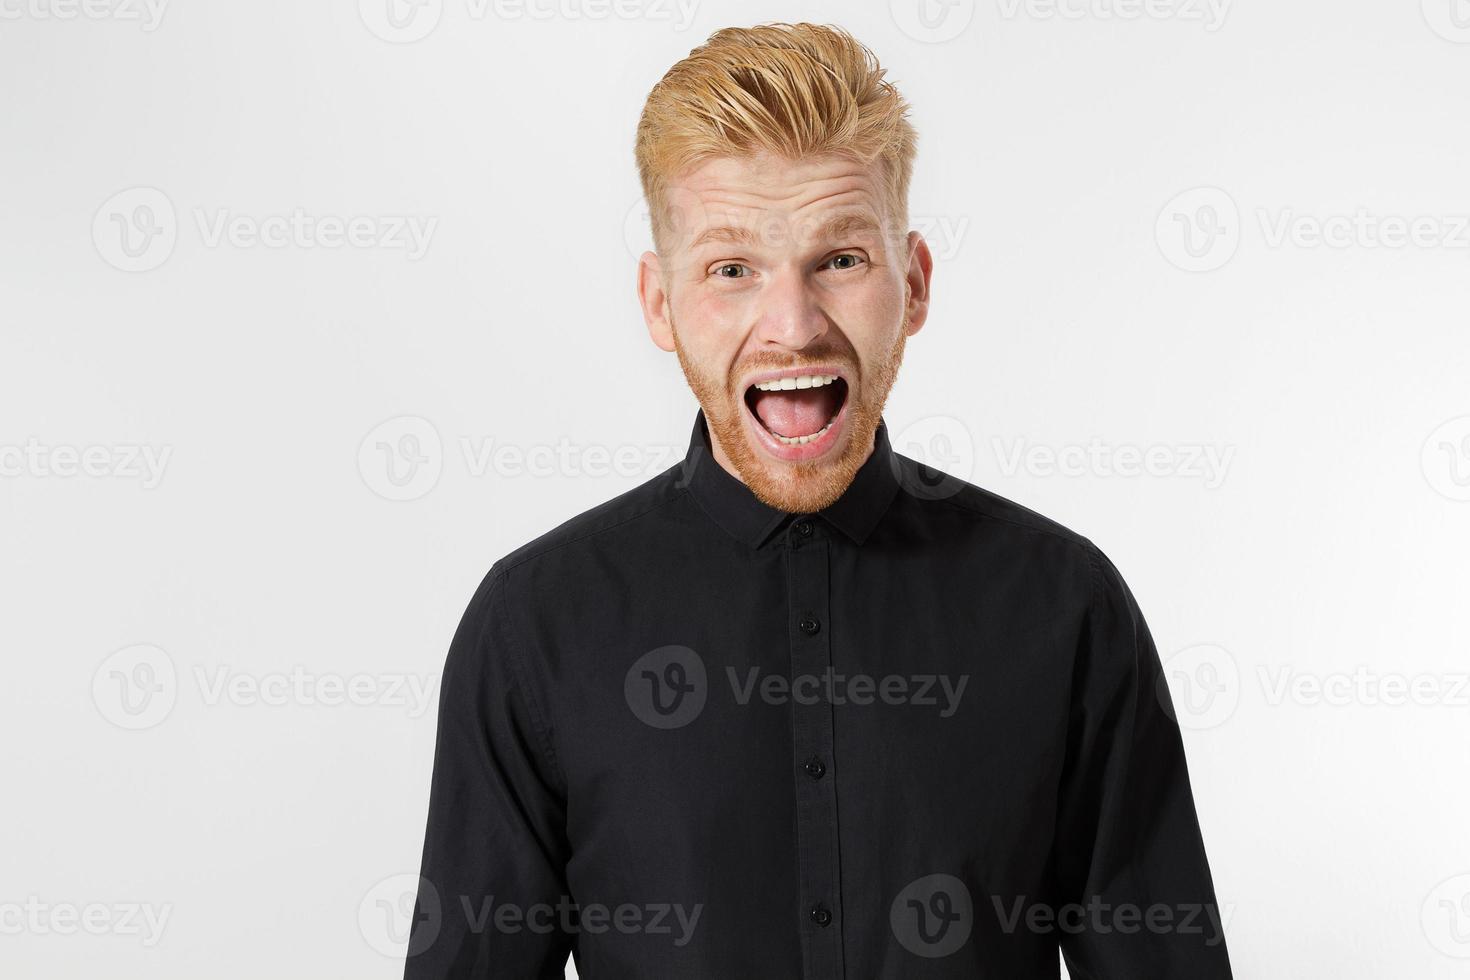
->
[[751, 386, 840, 438]]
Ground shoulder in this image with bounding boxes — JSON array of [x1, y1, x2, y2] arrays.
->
[[486, 462, 691, 580], [883, 452, 1136, 604], [446, 463, 691, 658], [892, 453, 1099, 549]]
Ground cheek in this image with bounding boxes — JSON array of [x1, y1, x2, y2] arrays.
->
[[666, 294, 745, 389], [678, 289, 750, 354], [837, 279, 906, 348], [693, 282, 752, 321]]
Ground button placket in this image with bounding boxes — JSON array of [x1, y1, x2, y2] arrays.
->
[[787, 520, 843, 978]]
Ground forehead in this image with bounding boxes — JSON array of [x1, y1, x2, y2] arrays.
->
[[668, 151, 891, 237]]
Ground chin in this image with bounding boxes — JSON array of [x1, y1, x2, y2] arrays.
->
[[709, 371, 879, 514]]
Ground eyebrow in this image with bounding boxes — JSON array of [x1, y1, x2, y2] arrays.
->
[[688, 210, 884, 251]]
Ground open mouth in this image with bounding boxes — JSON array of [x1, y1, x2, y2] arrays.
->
[[742, 371, 850, 455]]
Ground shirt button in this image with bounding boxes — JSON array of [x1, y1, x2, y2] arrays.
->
[[798, 616, 820, 636], [804, 758, 826, 780], [794, 519, 814, 538], [810, 904, 832, 927]]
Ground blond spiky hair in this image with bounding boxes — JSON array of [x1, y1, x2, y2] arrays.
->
[[635, 22, 918, 252]]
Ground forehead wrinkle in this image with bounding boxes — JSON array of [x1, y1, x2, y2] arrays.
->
[[692, 171, 876, 212], [689, 190, 885, 253]]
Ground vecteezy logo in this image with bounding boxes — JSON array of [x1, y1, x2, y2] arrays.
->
[[360, 873, 440, 958], [359, 0, 442, 42], [92, 644, 178, 730], [624, 645, 707, 729], [92, 187, 177, 272], [1423, 873, 1470, 958], [1158, 643, 1240, 730], [358, 416, 443, 501], [1422, 416, 1470, 502], [622, 186, 712, 280], [890, 874, 973, 958], [623, 195, 656, 262], [890, 415, 974, 501], [1422, 0, 1470, 42], [1155, 187, 1240, 272], [889, 0, 976, 43]]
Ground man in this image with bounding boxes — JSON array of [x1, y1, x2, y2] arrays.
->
[[405, 22, 1232, 979]]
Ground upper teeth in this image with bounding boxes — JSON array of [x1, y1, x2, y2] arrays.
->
[[753, 374, 839, 391]]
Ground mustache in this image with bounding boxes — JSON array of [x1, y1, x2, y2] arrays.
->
[[728, 353, 859, 388]]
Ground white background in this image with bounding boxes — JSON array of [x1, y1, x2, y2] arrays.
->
[[3, 0, 1469, 977]]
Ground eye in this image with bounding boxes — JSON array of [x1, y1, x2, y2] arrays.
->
[[711, 263, 751, 279], [823, 253, 865, 271]]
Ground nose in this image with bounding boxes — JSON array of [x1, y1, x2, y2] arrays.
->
[[753, 266, 829, 351]]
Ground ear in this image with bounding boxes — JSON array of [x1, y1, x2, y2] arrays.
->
[[637, 250, 676, 352], [902, 231, 934, 337]]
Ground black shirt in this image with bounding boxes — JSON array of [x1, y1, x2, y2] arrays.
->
[[404, 411, 1232, 979]]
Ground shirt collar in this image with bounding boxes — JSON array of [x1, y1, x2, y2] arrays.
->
[[680, 410, 900, 548]]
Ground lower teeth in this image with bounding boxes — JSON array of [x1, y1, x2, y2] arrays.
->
[[772, 419, 835, 446]]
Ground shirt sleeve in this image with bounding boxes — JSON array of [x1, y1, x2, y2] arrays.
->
[[403, 565, 574, 979], [1053, 546, 1233, 979]]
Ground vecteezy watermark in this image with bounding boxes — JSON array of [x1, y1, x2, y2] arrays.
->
[[460, 437, 684, 481], [358, 416, 444, 502], [995, 0, 1231, 31], [911, 213, 972, 263], [91, 645, 439, 730], [891, 874, 974, 958], [622, 187, 712, 270], [889, 414, 976, 501], [991, 895, 1232, 946], [193, 208, 436, 258], [891, 422, 1237, 492], [0, 439, 172, 489], [889, 0, 977, 44], [92, 187, 437, 272], [358, 0, 699, 43], [358, 0, 443, 42], [1158, 187, 1470, 272], [92, 644, 178, 731], [1157, 643, 1240, 730], [1256, 208, 1470, 251], [0, 0, 169, 31], [623, 646, 970, 729], [192, 665, 438, 716], [1258, 666, 1470, 708], [1156, 187, 1241, 273], [727, 667, 970, 719], [992, 437, 1236, 489], [1422, 0, 1470, 43], [0, 898, 173, 947], [357, 414, 686, 502], [1158, 648, 1470, 718], [1422, 416, 1470, 502], [625, 646, 708, 729], [361, 874, 439, 958], [359, 875, 703, 958], [92, 187, 176, 272], [1423, 873, 1470, 958]]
